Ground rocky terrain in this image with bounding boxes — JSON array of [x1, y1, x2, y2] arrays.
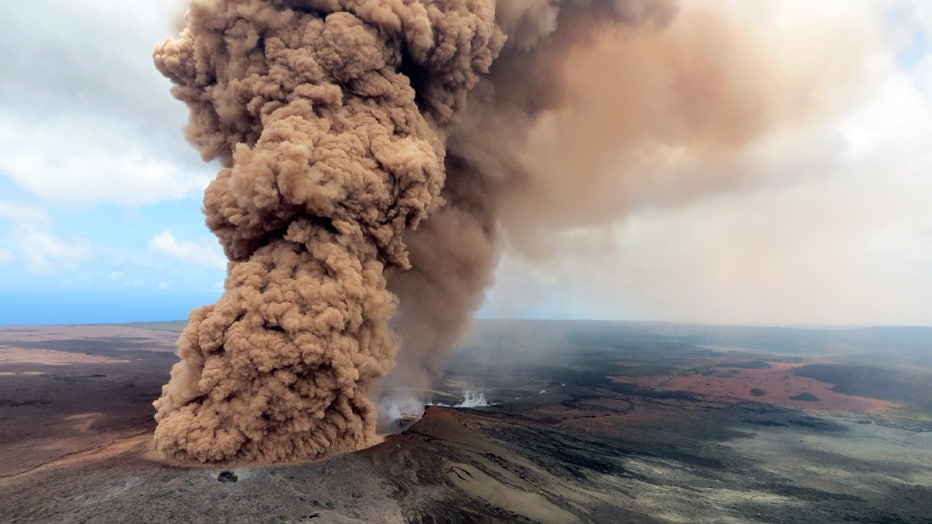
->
[[1, 321, 931, 523]]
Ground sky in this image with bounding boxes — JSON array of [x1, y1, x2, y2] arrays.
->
[[0, 0, 931, 327]]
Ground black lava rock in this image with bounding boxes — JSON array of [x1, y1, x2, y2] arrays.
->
[[217, 471, 238, 483]]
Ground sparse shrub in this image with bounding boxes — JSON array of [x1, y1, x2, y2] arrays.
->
[[750, 388, 766, 397]]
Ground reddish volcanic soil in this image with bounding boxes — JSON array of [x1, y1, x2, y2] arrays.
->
[[615, 359, 892, 413]]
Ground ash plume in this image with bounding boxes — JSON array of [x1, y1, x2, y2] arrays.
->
[[153, 0, 502, 464], [155, 0, 851, 463], [380, 0, 861, 403], [373, 0, 679, 426]]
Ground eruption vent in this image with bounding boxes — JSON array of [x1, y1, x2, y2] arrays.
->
[[152, 0, 502, 464]]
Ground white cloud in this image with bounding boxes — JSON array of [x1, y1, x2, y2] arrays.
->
[[0, 200, 91, 273], [0, 119, 213, 206], [0, 0, 213, 207], [14, 226, 91, 273], [149, 230, 227, 270], [0, 201, 51, 225]]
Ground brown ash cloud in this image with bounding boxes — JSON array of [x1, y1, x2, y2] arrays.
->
[[152, 0, 502, 464], [153, 0, 849, 464]]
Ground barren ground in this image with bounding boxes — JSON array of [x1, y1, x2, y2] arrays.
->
[[1, 321, 930, 523]]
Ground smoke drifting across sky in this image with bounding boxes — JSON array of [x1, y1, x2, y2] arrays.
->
[[152, 0, 924, 463], [482, 1, 932, 326]]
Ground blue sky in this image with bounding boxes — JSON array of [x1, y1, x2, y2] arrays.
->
[[1, 1, 932, 326], [0, 173, 221, 324], [0, 171, 223, 324], [0, 1, 230, 324]]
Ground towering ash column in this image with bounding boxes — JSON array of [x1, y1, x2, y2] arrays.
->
[[152, 0, 503, 464], [158, 0, 796, 464]]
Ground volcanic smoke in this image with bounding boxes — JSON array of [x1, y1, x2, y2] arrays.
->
[[152, 0, 504, 463], [154, 0, 852, 464]]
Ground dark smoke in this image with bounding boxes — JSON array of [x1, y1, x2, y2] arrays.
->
[[155, 0, 848, 463]]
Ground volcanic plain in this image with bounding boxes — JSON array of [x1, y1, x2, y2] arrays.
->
[[1, 320, 931, 523]]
